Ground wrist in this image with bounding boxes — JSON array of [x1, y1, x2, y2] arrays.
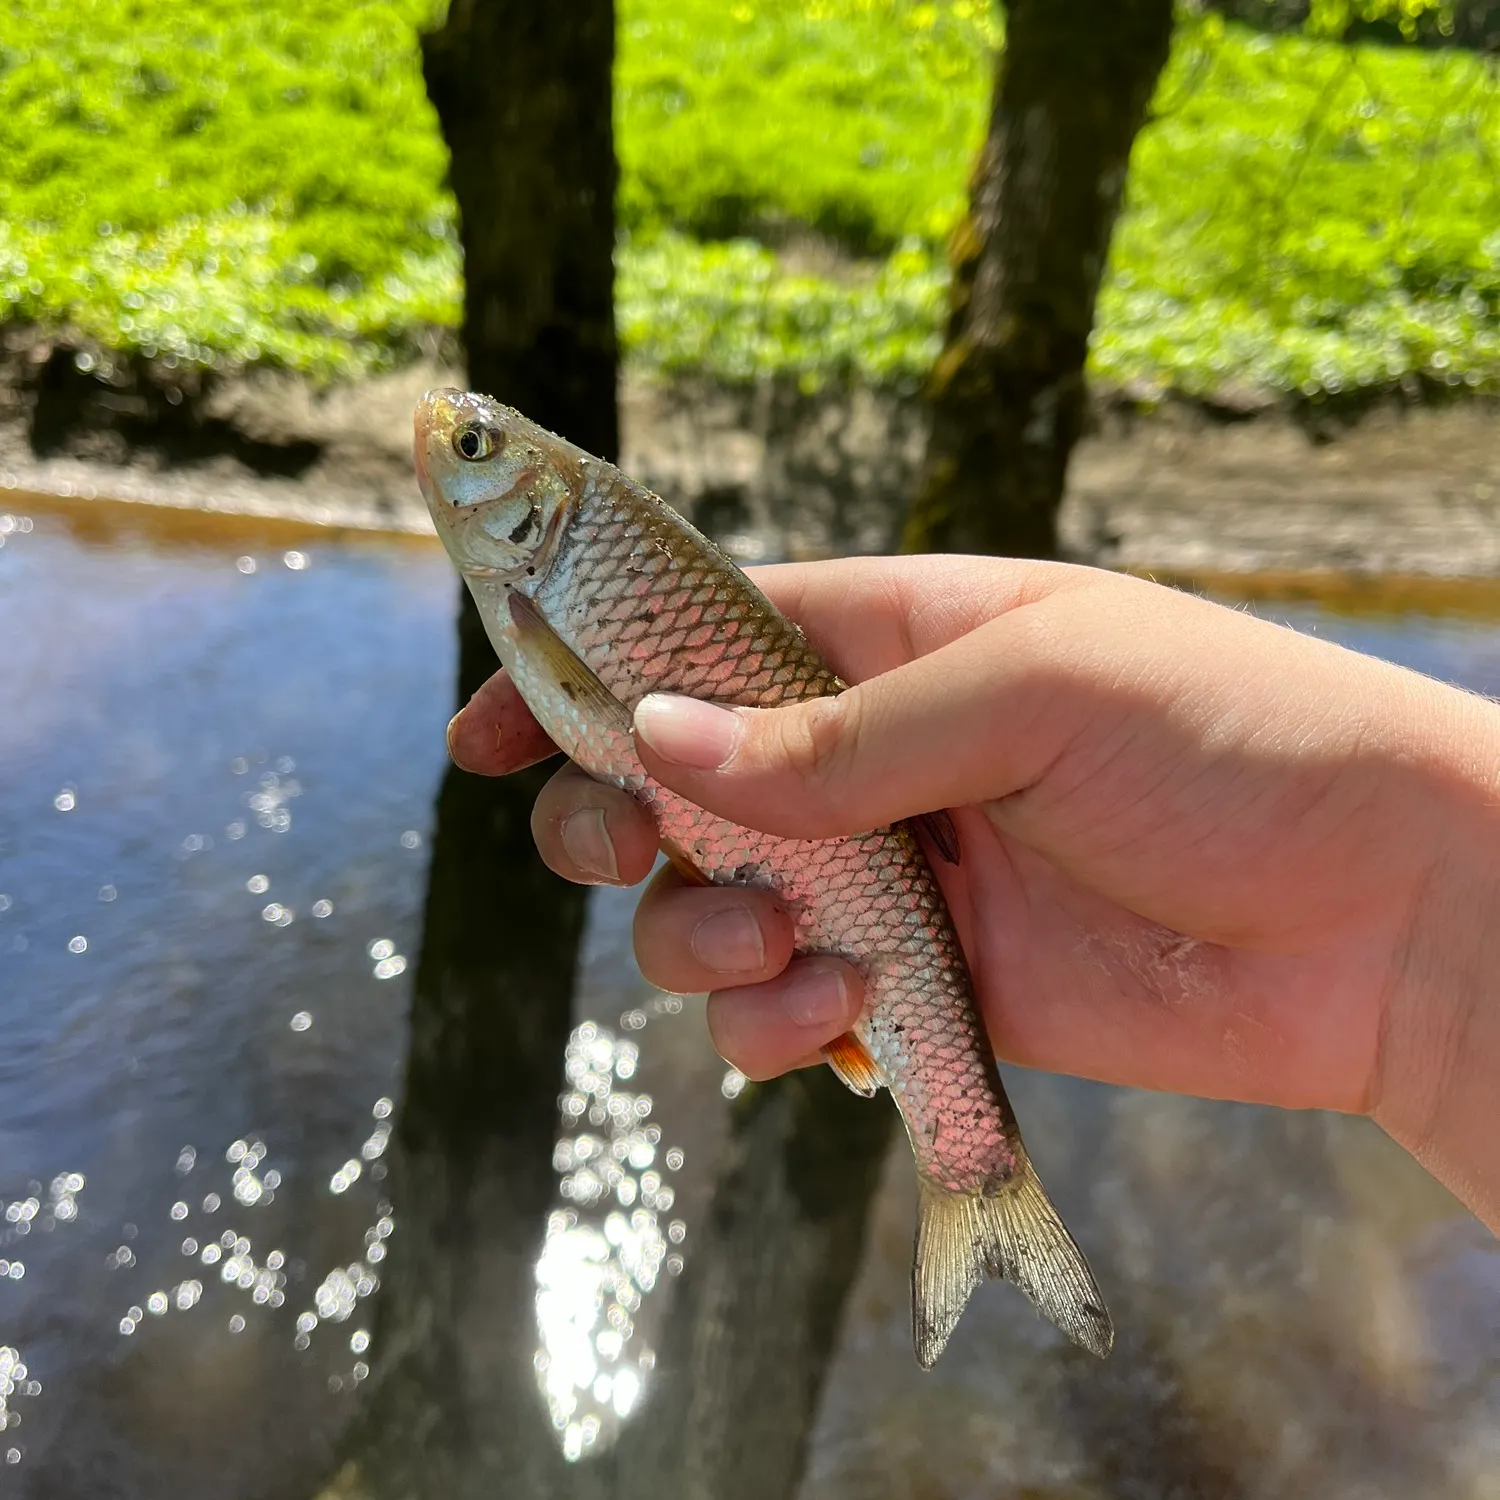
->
[[1374, 686, 1500, 1231]]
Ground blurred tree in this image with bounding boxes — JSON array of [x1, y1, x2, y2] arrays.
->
[[902, 0, 1175, 559]]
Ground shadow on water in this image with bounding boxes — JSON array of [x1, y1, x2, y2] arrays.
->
[[315, 576, 595, 1498], [0, 493, 1496, 1498]]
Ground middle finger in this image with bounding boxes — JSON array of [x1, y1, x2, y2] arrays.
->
[[530, 762, 661, 886]]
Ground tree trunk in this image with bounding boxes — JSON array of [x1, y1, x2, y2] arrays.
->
[[901, 0, 1175, 559], [317, 4, 616, 1497], [427, 0, 619, 445]]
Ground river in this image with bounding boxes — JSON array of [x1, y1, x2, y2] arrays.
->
[[0, 495, 1495, 1499]]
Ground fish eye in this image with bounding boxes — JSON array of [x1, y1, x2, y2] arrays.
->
[[507, 504, 540, 544], [453, 423, 502, 462]]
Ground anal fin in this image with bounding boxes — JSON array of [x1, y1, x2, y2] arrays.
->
[[912, 1161, 1112, 1370], [822, 1030, 882, 1097], [661, 837, 710, 886]]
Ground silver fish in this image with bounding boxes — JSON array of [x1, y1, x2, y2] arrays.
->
[[414, 388, 1112, 1367]]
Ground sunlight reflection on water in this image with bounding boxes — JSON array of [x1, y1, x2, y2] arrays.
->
[[535, 1019, 683, 1461], [1, 1178, 83, 1461], [95, 1097, 396, 1395], [0, 499, 441, 1492]]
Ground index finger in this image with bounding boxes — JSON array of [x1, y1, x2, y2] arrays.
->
[[743, 554, 1075, 684]]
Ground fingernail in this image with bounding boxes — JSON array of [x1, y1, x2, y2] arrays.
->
[[445, 712, 474, 772], [561, 807, 619, 883], [634, 694, 743, 769], [690, 907, 766, 974], [781, 961, 851, 1029]]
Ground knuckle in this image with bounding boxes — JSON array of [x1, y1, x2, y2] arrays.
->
[[789, 692, 860, 786], [733, 688, 872, 839]]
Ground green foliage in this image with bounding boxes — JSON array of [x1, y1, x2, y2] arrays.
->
[[1, 0, 1496, 400], [1304, 0, 1455, 43], [617, 234, 946, 391], [616, 0, 999, 254], [0, 0, 457, 377], [1097, 16, 1500, 397]]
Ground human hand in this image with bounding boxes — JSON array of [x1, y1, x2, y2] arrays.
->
[[447, 556, 1500, 1230]]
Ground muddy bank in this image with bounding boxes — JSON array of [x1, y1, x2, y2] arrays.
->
[[1, 355, 1497, 575]]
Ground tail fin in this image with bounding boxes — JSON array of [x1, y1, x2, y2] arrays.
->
[[913, 1161, 1113, 1369]]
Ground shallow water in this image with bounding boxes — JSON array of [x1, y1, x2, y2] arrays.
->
[[0, 498, 1495, 1499]]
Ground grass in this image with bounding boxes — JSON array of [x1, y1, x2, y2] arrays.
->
[[1, 0, 1496, 400], [617, 0, 998, 254]]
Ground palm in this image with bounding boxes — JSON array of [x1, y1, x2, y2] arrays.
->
[[759, 556, 1405, 1119], [930, 805, 1391, 1115]]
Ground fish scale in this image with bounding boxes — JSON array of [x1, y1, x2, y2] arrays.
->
[[414, 387, 1113, 1368], [536, 469, 1012, 1196]]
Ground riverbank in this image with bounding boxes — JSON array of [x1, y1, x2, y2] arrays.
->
[[2, 361, 1497, 578]]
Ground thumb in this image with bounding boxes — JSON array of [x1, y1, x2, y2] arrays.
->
[[630, 612, 1079, 840]]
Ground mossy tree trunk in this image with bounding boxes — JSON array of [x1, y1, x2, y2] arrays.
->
[[902, 0, 1175, 559]]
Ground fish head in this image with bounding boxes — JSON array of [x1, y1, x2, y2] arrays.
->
[[414, 388, 582, 584]]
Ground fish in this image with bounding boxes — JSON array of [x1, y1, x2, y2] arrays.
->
[[413, 387, 1113, 1368]]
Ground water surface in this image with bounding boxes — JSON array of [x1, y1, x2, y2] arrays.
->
[[0, 498, 1495, 1498]]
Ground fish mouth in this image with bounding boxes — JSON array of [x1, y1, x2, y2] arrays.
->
[[416, 387, 468, 429]]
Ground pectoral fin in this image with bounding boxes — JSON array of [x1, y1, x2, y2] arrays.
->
[[507, 592, 714, 888], [507, 589, 635, 738]]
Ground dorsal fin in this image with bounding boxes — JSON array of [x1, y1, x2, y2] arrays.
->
[[910, 809, 961, 865]]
